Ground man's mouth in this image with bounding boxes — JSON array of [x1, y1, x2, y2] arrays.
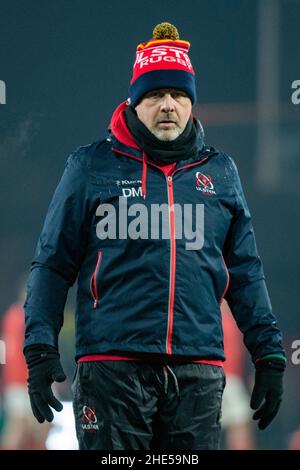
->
[[158, 120, 176, 125]]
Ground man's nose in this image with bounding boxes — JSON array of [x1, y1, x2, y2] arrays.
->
[[160, 94, 175, 112]]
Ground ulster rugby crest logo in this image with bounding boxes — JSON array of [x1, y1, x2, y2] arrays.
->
[[81, 405, 102, 432], [195, 172, 216, 195]]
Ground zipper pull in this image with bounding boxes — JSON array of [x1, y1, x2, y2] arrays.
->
[[93, 300, 98, 309]]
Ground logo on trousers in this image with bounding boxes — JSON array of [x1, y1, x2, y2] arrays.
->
[[81, 405, 101, 431]]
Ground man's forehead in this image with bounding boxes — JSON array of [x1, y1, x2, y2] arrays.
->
[[146, 88, 187, 94]]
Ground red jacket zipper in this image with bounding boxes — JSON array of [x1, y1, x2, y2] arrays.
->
[[110, 147, 212, 353], [166, 175, 176, 355], [90, 250, 102, 309]]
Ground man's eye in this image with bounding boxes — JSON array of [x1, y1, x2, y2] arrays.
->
[[151, 92, 162, 98], [172, 92, 185, 98], [148, 91, 186, 99]]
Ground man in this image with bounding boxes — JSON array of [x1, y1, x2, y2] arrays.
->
[[24, 23, 286, 450]]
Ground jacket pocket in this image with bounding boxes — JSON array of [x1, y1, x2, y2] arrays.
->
[[90, 250, 102, 309], [219, 255, 230, 304]]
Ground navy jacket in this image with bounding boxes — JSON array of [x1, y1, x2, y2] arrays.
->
[[24, 101, 285, 362]]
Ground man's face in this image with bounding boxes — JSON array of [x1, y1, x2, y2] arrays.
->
[[135, 88, 192, 141]]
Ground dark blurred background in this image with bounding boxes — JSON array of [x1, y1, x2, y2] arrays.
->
[[0, 0, 299, 450]]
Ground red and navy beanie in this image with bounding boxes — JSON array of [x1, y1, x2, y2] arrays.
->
[[128, 23, 196, 107]]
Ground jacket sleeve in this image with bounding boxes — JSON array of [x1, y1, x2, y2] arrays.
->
[[24, 149, 91, 350], [223, 155, 285, 363]]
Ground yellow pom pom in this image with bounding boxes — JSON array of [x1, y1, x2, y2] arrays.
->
[[152, 22, 179, 40]]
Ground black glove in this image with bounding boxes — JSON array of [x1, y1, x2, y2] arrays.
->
[[24, 344, 66, 423], [250, 356, 286, 430]]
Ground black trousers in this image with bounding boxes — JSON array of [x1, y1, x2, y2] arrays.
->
[[72, 360, 226, 450]]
